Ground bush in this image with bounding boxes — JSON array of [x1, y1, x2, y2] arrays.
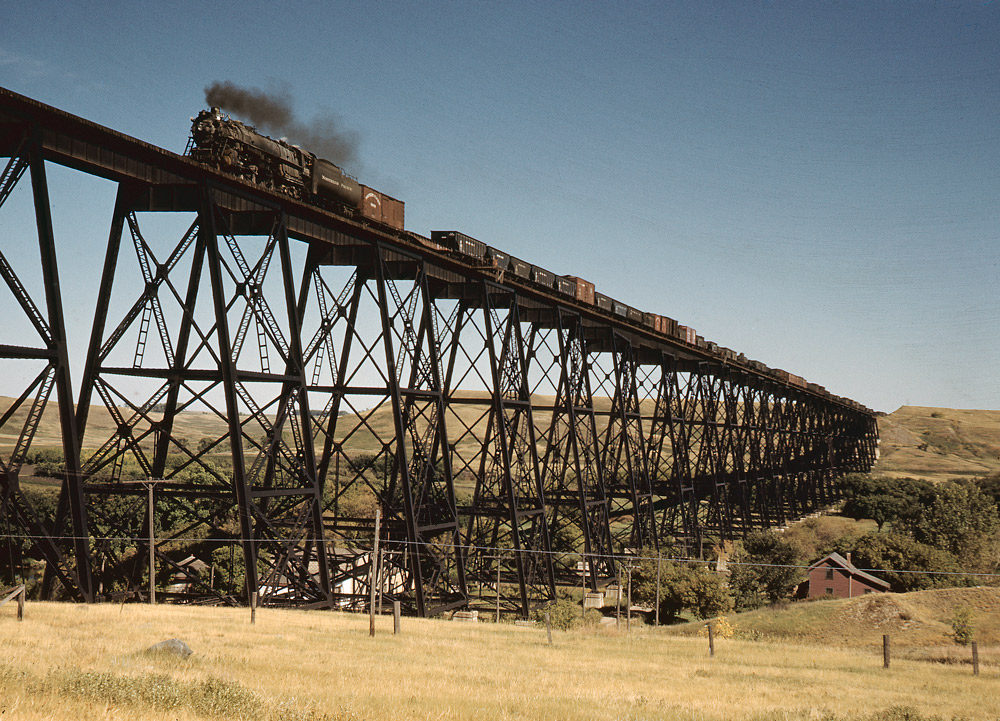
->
[[950, 606, 974, 646], [682, 566, 733, 619], [698, 615, 736, 639], [24, 447, 64, 465], [534, 592, 583, 631]]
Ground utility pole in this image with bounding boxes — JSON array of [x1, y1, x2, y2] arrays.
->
[[369, 507, 381, 637], [121, 479, 168, 604]]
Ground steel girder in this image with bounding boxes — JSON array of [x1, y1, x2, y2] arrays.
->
[[592, 332, 658, 555], [0, 156, 882, 608], [634, 359, 880, 557]]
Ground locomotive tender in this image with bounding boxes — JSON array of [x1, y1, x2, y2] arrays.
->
[[187, 107, 404, 230]]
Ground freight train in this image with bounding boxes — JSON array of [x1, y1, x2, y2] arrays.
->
[[186, 107, 403, 230], [183, 109, 861, 411]]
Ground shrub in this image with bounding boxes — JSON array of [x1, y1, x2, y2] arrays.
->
[[698, 616, 736, 639], [950, 606, 974, 646], [534, 592, 582, 631]]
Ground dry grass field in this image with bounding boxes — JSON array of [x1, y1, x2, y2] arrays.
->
[[2, 596, 998, 721], [874, 406, 1000, 482], [666, 586, 1000, 651]]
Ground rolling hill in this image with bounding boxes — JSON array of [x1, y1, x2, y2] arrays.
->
[[4, 396, 999, 484], [874, 406, 1000, 482]]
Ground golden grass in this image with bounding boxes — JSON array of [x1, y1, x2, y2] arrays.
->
[[2, 600, 998, 721], [665, 587, 1000, 650], [875, 406, 1000, 481]]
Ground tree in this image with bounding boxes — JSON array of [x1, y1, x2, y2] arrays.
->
[[950, 606, 975, 646], [682, 566, 733, 619], [728, 530, 801, 610], [840, 474, 934, 532], [910, 480, 1000, 570], [631, 558, 689, 621], [631, 558, 731, 621], [976, 473, 1000, 511], [835, 531, 962, 593]]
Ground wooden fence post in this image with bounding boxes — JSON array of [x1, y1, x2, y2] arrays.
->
[[615, 562, 622, 629], [377, 547, 385, 616], [654, 552, 661, 628], [626, 564, 632, 632], [393, 600, 401, 635], [883, 634, 890, 669], [496, 554, 501, 623], [708, 622, 715, 657], [250, 591, 257, 625], [972, 641, 979, 676], [2, 585, 26, 621]]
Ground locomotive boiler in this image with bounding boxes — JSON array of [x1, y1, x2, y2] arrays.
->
[[186, 107, 403, 230]]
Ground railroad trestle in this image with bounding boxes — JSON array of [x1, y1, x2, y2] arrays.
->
[[0, 88, 878, 616]]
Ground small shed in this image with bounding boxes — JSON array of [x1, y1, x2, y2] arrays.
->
[[807, 552, 890, 599]]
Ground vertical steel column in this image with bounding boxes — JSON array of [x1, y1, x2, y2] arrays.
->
[[657, 354, 699, 553], [693, 366, 735, 542], [275, 212, 331, 600], [719, 367, 754, 536], [200, 189, 258, 599], [0, 136, 82, 596], [741, 381, 773, 530], [682, 364, 716, 546], [28, 141, 93, 601]]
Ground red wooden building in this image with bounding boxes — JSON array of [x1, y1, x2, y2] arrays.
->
[[807, 552, 890, 599]]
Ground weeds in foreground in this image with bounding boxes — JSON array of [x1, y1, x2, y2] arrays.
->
[[870, 706, 969, 721], [0, 663, 341, 721]]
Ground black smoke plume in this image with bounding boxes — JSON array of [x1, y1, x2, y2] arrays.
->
[[205, 81, 359, 168]]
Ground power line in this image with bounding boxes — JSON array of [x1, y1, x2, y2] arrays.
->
[[2, 531, 999, 580]]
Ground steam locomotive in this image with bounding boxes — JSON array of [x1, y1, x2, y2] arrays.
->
[[186, 108, 404, 231]]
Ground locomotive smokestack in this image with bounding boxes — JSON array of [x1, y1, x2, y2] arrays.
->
[[204, 80, 359, 168]]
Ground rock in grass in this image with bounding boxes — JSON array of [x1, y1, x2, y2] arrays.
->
[[147, 639, 192, 658]]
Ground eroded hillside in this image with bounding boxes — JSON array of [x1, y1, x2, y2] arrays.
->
[[875, 406, 1000, 481]]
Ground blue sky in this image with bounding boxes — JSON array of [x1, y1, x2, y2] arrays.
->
[[1, 1, 998, 412]]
